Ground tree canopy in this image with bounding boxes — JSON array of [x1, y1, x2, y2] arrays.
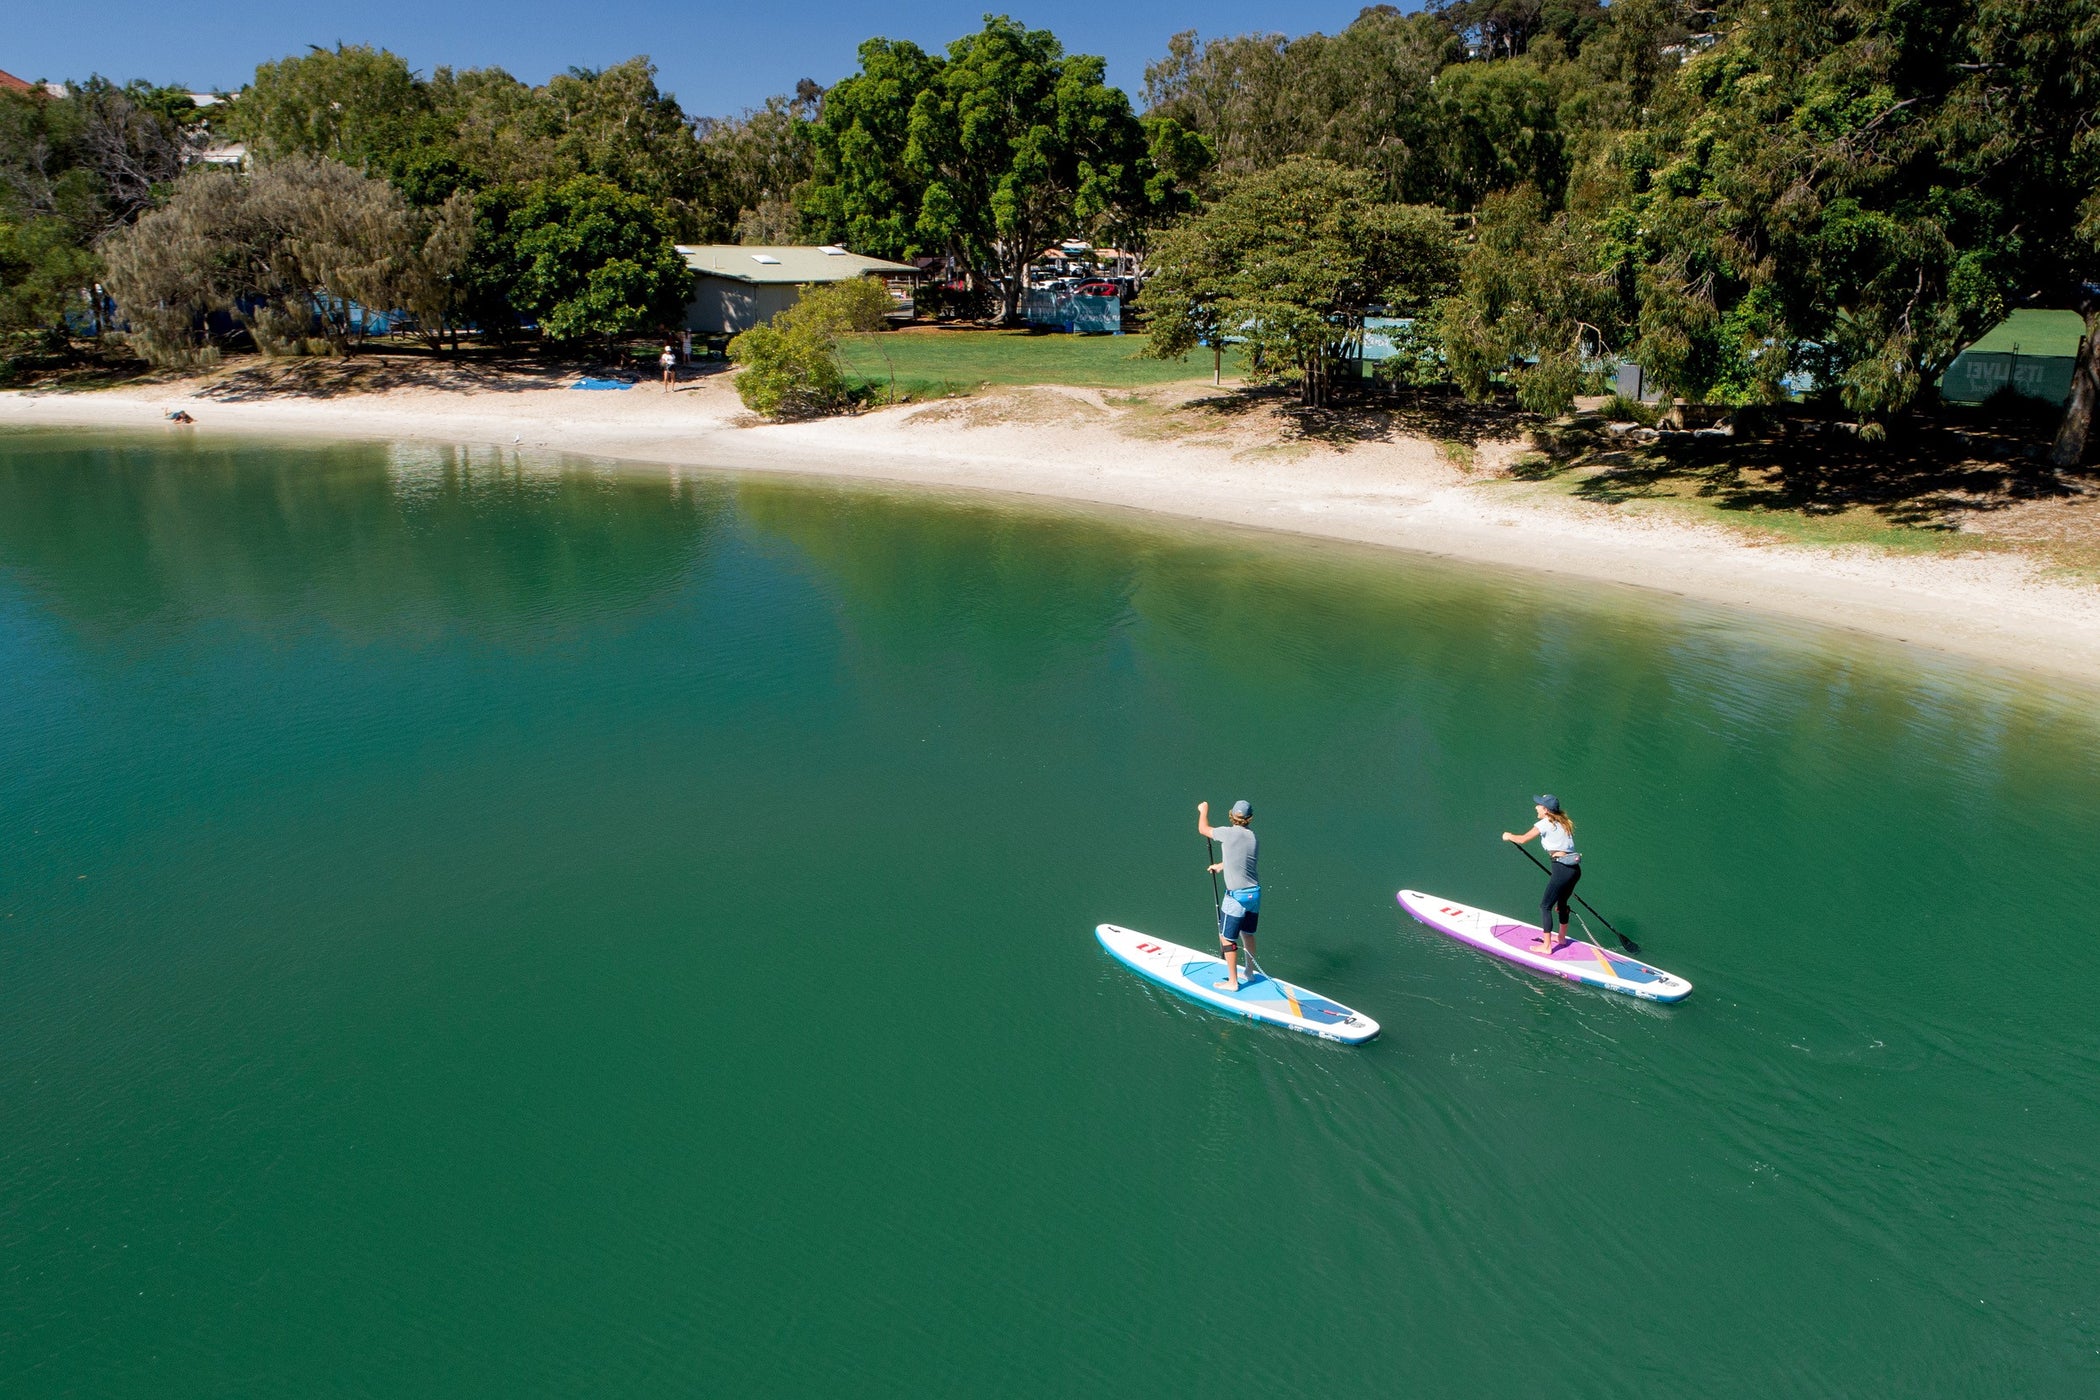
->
[[5, 1, 2097, 464], [802, 16, 1164, 321], [1144, 157, 1454, 405], [470, 175, 690, 345]]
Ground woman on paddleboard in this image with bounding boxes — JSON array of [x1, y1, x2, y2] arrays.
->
[[1503, 794, 1579, 953]]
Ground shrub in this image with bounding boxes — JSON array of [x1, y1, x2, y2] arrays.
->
[[1601, 393, 1661, 427], [728, 278, 892, 418]]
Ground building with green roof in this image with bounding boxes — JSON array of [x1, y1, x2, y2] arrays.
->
[[678, 245, 919, 335]]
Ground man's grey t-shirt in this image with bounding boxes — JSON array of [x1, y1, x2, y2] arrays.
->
[[1214, 824, 1258, 890]]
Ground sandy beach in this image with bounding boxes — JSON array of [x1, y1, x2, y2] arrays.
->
[[6, 366, 2100, 688]]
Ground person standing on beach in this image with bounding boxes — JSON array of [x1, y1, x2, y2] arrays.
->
[[1198, 799, 1260, 989], [660, 343, 677, 391]]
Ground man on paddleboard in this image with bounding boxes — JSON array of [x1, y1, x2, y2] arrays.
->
[[1198, 799, 1260, 989]]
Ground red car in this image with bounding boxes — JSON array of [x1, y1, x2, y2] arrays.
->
[[1073, 280, 1121, 298]]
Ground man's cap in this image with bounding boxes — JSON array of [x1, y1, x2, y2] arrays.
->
[[1533, 793, 1563, 814], [1230, 799, 1253, 818]]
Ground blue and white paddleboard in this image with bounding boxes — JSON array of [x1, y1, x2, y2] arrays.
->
[[1095, 924, 1380, 1044]]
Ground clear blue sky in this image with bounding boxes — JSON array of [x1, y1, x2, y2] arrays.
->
[[5, 2, 1422, 119]]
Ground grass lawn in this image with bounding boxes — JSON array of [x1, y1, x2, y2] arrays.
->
[[838, 328, 1241, 399]]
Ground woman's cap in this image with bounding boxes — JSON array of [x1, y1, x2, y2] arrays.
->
[[1230, 799, 1253, 818], [1533, 793, 1563, 814]]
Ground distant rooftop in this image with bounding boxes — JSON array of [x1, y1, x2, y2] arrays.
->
[[0, 68, 67, 97], [677, 245, 917, 285]]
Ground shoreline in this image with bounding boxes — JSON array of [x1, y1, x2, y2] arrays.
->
[[6, 377, 2100, 689]]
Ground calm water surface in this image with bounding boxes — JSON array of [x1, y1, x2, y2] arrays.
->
[[1, 429, 2095, 1397]]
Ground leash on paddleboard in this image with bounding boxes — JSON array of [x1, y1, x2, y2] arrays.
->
[[1510, 843, 1642, 954], [1567, 907, 1621, 979]]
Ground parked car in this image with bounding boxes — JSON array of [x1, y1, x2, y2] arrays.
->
[[1073, 280, 1120, 299]]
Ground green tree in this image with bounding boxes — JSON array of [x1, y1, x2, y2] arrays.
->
[[1555, 0, 1689, 134], [728, 277, 892, 417], [1438, 185, 1624, 414], [1143, 157, 1455, 406], [700, 87, 820, 245], [489, 175, 690, 345], [228, 44, 432, 172], [801, 39, 943, 260], [1143, 12, 1459, 202], [541, 59, 709, 220], [906, 17, 1148, 322], [1141, 30, 1296, 182], [0, 78, 199, 351], [100, 157, 467, 362], [1559, 0, 2091, 434], [1432, 1, 1610, 61], [1426, 60, 1566, 211], [0, 217, 98, 342], [803, 18, 1149, 320], [400, 66, 553, 201]]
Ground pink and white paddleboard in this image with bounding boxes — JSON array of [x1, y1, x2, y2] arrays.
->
[[1397, 889, 1692, 1003]]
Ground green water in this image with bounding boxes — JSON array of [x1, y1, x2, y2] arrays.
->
[[2, 429, 2096, 1397]]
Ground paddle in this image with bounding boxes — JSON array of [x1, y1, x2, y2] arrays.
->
[[1510, 843, 1642, 955]]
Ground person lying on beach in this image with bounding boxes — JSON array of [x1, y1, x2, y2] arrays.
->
[[166, 410, 195, 425]]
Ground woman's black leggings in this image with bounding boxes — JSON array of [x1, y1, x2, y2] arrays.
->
[[1541, 860, 1582, 933]]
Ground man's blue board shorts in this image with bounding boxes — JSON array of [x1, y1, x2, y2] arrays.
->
[[1218, 885, 1261, 944]]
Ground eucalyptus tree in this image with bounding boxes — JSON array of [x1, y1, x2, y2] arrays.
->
[[1143, 11, 1458, 199], [228, 44, 432, 172], [541, 59, 709, 215], [1437, 185, 1625, 414], [1430, 1, 1610, 60], [699, 89, 820, 244]]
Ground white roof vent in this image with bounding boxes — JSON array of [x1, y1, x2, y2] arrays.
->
[[751, 254, 781, 264], [819, 245, 847, 255]]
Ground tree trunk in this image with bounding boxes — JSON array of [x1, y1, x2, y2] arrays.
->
[[2048, 300, 2099, 468], [994, 237, 1026, 327]]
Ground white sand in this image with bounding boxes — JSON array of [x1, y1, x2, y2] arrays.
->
[[7, 373, 2100, 688]]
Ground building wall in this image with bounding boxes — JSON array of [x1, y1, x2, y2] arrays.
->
[[684, 278, 803, 335]]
